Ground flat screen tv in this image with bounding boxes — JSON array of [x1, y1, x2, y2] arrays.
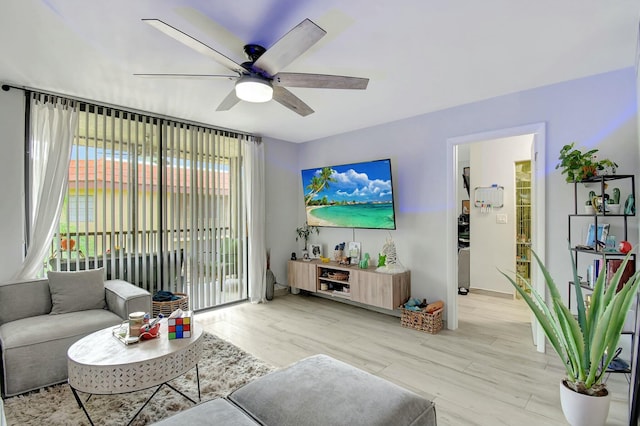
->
[[301, 158, 396, 229]]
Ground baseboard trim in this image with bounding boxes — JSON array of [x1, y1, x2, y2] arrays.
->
[[468, 288, 512, 299]]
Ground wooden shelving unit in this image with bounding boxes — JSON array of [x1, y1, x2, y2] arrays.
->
[[317, 264, 352, 298], [287, 260, 410, 311]]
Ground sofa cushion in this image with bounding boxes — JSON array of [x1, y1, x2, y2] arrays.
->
[[0, 309, 120, 350], [152, 398, 259, 426], [228, 354, 437, 426], [48, 268, 107, 314]]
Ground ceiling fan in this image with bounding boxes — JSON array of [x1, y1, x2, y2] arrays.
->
[[136, 18, 369, 117]]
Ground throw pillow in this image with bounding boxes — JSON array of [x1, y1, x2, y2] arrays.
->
[[48, 268, 107, 314]]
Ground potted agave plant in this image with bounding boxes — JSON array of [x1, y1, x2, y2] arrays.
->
[[501, 247, 640, 426]]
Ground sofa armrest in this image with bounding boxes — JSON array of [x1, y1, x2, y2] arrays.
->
[[104, 279, 151, 320], [0, 279, 51, 325]]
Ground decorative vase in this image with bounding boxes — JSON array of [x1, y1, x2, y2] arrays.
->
[[265, 269, 275, 301], [559, 380, 610, 426], [625, 194, 635, 215]]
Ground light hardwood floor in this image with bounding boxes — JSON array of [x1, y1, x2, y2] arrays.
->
[[196, 290, 631, 425]]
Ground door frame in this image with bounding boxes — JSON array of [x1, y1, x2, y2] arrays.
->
[[445, 122, 546, 352]]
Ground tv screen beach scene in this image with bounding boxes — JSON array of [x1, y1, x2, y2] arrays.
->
[[301, 159, 396, 229]]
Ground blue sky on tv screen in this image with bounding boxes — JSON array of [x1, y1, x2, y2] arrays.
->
[[301, 159, 393, 203]]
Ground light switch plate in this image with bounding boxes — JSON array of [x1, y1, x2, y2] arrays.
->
[[496, 214, 508, 224]]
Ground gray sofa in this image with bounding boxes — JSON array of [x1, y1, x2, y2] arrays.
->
[[154, 354, 437, 426], [0, 270, 151, 397]]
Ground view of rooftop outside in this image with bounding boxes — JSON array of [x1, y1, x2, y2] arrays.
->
[[47, 105, 248, 310]]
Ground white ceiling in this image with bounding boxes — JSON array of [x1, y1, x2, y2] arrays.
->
[[2, 1, 639, 143]]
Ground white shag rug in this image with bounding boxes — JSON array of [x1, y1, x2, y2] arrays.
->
[[4, 333, 275, 426]]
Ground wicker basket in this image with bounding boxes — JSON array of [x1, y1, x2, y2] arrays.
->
[[327, 272, 349, 281], [401, 307, 443, 334], [152, 293, 189, 317]]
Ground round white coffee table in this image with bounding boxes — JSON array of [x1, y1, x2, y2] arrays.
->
[[67, 319, 203, 425]]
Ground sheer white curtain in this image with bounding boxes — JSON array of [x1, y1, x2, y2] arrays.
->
[[14, 94, 78, 279], [244, 137, 267, 303]]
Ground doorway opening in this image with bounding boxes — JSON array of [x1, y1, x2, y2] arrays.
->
[[446, 123, 547, 352]]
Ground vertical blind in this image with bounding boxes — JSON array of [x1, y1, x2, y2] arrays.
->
[[48, 102, 249, 310]]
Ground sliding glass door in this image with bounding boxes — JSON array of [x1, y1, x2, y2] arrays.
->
[[48, 104, 248, 309]]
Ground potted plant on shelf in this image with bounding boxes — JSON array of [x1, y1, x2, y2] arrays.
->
[[556, 142, 618, 183], [500, 247, 640, 426], [295, 222, 319, 260]]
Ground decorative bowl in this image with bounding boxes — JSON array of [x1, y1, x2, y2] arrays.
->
[[139, 323, 160, 340], [607, 203, 621, 214]]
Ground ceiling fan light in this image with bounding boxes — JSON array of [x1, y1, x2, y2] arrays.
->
[[235, 76, 273, 103]]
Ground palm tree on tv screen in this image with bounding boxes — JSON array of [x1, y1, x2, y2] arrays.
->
[[304, 167, 336, 206]]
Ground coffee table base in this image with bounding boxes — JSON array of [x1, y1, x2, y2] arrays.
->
[[70, 364, 201, 426]]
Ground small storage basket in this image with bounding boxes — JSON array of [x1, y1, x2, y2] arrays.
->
[[401, 307, 443, 334], [327, 272, 349, 281], [152, 293, 189, 317]]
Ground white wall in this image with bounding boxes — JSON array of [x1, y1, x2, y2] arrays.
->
[[0, 88, 25, 281], [469, 135, 532, 294], [263, 136, 299, 285]]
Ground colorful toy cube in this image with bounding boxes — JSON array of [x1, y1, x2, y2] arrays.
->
[[167, 311, 193, 339]]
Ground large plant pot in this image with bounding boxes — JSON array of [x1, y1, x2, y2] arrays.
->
[[559, 380, 610, 426]]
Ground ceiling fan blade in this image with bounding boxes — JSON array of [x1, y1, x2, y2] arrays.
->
[[134, 73, 237, 80], [273, 73, 369, 90], [253, 19, 326, 76], [272, 86, 314, 117], [175, 7, 246, 58], [216, 88, 241, 111], [143, 19, 244, 74]]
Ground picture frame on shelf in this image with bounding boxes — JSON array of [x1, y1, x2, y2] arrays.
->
[[309, 244, 322, 259], [348, 242, 361, 264], [461, 200, 470, 214], [585, 223, 609, 248]]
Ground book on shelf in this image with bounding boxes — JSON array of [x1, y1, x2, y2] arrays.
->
[[587, 258, 635, 290], [606, 258, 636, 292], [586, 258, 604, 287]]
